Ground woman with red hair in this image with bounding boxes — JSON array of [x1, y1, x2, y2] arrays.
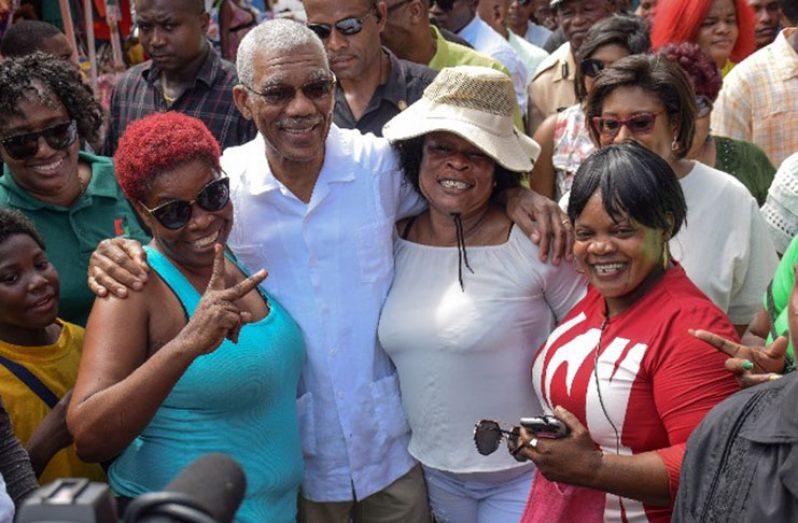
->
[[651, 0, 756, 75]]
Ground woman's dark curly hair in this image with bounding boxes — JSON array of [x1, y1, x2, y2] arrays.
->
[[114, 111, 221, 202], [394, 136, 521, 200], [0, 52, 103, 146], [657, 42, 722, 102]]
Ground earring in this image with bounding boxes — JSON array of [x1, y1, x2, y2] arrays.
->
[[662, 242, 670, 270]]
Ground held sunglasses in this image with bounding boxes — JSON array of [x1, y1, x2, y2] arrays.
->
[[473, 420, 528, 462], [306, 9, 374, 40], [139, 176, 230, 230], [0, 120, 78, 161], [591, 111, 663, 139], [242, 76, 336, 106]]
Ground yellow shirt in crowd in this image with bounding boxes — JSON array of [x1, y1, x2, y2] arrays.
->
[[0, 320, 105, 484]]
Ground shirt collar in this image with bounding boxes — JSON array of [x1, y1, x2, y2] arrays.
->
[[142, 45, 217, 88], [458, 14, 481, 41], [739, 372, 798, 444], [379, 49, 411, 111], [771, 28, 798, 81], [241, 125, 356, 196]]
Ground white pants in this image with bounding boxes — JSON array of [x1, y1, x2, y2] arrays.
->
[[423, 465, 534, 523]]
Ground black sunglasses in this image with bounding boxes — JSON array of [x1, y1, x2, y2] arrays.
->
[[140, 177, 230, 230], [243, 76, 336, 106], [0, 120, 78, 161], [580, 58, 605, 78], [473, 420, 528, 462], [307, 10, 373, 40]]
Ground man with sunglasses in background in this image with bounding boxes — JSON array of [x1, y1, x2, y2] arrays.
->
[[380, 0, 525, 128], [304, 0, 437, 136], [430, 0, 529, 116], [103, 0, 256, 155], [526, 0, 614, 134], [507, 0, 552, 47]]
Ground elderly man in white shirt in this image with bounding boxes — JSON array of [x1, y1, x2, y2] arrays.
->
[[87, 18, 569, 523]]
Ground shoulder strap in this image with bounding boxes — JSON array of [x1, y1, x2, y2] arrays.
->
[[0, 355, 59, 409]]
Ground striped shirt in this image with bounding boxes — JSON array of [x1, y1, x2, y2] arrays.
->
[[713, 29, 798, 168], [103, 46, 256, 155]]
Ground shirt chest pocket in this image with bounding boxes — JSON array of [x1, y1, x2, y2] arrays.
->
[[355, 221, 394, 283]]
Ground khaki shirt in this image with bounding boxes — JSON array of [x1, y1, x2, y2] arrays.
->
[[526, 42, 576, 134]]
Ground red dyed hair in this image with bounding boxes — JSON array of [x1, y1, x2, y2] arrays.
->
[[650, 0, 756, 64], [114, 112, 222, 201]]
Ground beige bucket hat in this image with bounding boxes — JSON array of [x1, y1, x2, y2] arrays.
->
[[382, 66, 541, 173]]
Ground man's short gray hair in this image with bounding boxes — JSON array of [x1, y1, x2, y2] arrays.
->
[[236, 19, 329, 86]]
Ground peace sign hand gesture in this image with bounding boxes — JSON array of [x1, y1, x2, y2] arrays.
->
[[178, 244, 267, 356]]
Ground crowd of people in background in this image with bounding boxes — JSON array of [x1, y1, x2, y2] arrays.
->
[[0, 0, 798, 522]]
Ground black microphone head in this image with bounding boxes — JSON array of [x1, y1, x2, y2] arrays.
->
[[163, 453, 246, 523]]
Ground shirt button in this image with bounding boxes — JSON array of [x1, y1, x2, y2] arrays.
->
[[337, 391, 344, 400], [329, 347, 336, 357]]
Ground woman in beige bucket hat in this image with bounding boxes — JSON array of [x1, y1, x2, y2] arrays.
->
[[377, 66, 586, 522]]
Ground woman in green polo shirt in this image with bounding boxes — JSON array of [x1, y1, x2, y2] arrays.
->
[[0, 53, 149, 326]]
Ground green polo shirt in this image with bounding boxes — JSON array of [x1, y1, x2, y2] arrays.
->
[[427, 25, 524, 130], [0, 151, 150, 326]]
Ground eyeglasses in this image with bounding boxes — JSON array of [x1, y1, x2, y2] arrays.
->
[[242, 76, 336, 106], [0, 120, 78, 161], [307, 10, 373, 40], [473, 420, 528, 462], [139, 177, 230, 230], [430, 0, 456, 11], [580, 58, 605, 78], [695, 95, 713, 118], [591, 111, 663, 139]]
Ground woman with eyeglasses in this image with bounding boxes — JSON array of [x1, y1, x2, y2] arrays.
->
[[583, 53, 778, 335], [530, 14, 649, 200], [0, 53, 149, 327], [651, 0, 756, 75], [67, 112, 305, 523], [658, 42, 775, 205], [516, 142, 740, 522]]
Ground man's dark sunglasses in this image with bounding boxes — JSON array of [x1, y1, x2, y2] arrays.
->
[[0, 120, 78, 161], [307, 10, 373, 40], [580, 58, 605, 78], [242, 77, 336, 106], [139, 177, 230, 230]]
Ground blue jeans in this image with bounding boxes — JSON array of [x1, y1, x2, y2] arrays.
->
[[423, 465, 534, 523]]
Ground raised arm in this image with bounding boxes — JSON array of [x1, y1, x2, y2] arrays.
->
[[68, 245, 266, 462]]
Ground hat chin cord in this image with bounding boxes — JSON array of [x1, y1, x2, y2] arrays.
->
[[451, 212, 475, 292]]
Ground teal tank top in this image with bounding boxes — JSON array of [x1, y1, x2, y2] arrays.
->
[[109, 247, 305, 523]]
